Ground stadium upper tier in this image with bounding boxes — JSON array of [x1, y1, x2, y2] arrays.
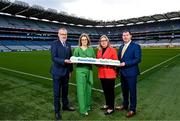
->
[[0, 14, 180, 35], [0, 0, 180, 26], [0, 0, 180, 52]]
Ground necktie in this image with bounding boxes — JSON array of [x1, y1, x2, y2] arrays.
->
[[63, 42, 66, 47], [121, 44, 128, 58]]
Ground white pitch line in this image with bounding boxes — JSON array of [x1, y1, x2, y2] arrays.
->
[[0, 66, 103, 93], [0, 53, 179, 92], [140, 53, 180, 75], [114, 53, 180, 88]]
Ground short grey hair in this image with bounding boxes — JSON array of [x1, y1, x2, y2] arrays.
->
[[58, 28, 67, 33]]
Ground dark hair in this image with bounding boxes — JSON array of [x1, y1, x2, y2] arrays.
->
[[122, 30, 132, 35]]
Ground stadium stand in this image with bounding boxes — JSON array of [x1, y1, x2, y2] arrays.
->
[[0, 0, 180, 52], [171, 38, 180, 46]]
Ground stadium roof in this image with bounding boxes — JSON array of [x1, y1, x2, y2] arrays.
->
[[0, 0, 180, 27], [0, 0, 100, 26]]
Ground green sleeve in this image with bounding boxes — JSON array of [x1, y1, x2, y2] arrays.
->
[[91, 47, 95, 58], [73, 48, 79, 57]]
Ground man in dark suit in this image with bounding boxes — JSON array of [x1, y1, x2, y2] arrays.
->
[[116, 30, 141, 118], [50, 28, 75, 120]]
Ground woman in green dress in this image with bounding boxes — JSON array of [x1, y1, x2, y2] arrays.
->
[[73, 33, 95, 116]]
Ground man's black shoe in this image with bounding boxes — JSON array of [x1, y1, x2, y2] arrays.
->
[[62, 106, 75, 111], [55, 113, 62, 120]]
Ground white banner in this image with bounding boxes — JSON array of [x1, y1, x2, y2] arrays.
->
[[70, 56, 120, 66]]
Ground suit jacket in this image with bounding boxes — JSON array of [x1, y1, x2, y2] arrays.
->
[[118, 41, 141, 77], [50, 40, 73, 78]]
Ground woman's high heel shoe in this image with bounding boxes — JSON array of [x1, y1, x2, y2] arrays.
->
[[104, 109, 114, 115]]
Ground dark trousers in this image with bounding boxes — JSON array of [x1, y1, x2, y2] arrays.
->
[[53, 73, 69, 113], [100, 78, 115, 109], [121, 75, 137, 112]]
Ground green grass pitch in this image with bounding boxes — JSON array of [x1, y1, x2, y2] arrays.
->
[[0, 48, 180, 120]]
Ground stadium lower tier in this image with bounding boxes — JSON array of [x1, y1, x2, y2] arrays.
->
[[0, 40, 52, 52], [0, 39, 180, 52]]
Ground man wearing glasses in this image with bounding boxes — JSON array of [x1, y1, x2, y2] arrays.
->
[[50, 28, 75, 120]]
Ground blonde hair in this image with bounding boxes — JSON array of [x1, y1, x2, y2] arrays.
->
[[98, 35, 111, 50], [78, 33, 91, 47]]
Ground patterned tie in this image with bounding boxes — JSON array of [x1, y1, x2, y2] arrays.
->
[[121, 44, 128, 58]]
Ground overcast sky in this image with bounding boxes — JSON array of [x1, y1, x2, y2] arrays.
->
[[11, 0, 180, 21]]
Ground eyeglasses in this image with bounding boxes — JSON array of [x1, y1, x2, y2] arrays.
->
[[81, 39, 88, 41], [100, 40, 107, 42], [60, 34, 67, 35]]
